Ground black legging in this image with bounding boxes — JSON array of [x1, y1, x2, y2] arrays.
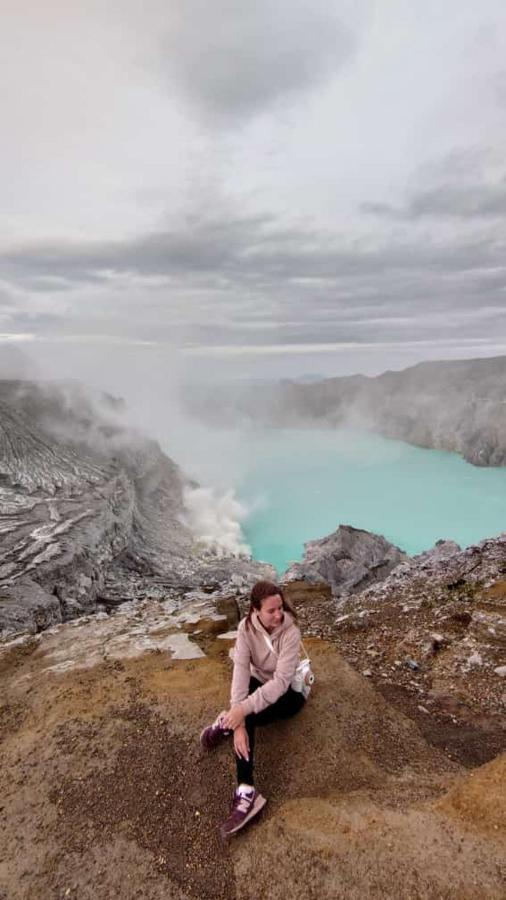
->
[[236, 676, 305, 786]]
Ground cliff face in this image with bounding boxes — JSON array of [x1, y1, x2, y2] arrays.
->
[[183, 355, 506, 466], [0, 380, 271, 637]]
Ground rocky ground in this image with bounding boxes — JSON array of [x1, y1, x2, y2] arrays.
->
[[1, 595, 505, 900], [284, 529, 506, 768]]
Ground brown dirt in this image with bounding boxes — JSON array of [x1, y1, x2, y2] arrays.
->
[[0, 640, 504, 900], [296, 591, 506, 763], [376, 682, 506, 767], [437, 754, 506, 833]]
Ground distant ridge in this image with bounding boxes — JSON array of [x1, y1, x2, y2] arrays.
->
[[183, 355, 506, 466]]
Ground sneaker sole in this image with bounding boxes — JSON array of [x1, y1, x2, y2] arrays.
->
[[199, 713, 228, 750], [199, 727, 213, 750], [199, 727, 230, 751], [221, 794, 267, 837]]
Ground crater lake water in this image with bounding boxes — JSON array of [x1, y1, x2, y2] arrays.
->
[[236, 429, 506, 574]]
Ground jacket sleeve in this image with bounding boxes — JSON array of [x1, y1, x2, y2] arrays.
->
[[230, 622, 252, 706], [240, 626, 301, 716]]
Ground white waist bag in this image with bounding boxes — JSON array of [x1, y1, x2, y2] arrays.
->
[[261, 632, 315, 700]]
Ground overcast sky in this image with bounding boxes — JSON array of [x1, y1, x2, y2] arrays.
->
[[1, 0, 506, 389]]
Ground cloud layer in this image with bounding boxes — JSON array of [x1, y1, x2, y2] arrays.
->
[[1, 1, 506, 384]]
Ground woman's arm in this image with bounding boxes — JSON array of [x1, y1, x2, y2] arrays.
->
[[229, 623, 251, 707], [222, 624, 252, 732]]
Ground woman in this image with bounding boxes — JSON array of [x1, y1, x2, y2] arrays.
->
[[200, 580, 306, 837]]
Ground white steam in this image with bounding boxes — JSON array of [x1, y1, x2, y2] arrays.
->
[[182, 485, 251, 558], [1, 343, 255, 560]]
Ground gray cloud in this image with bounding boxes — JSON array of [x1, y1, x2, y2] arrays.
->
[[363, 146, 506, 220], [161, 0, 353, 122], [363, 182, 506, 219], [2, 200, 506, 355], [3, 207, 505, 290], [2, 2, 506, 393]]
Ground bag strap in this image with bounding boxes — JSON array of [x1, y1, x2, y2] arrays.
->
[[261, 631, 276, 654], [261, 632, 309, 660]]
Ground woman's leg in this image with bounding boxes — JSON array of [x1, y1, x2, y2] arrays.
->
[[235, 677, 262, 786], [224, 682, 305, 837], [254, 686, 306, 726], [235, 679, 306, 786]]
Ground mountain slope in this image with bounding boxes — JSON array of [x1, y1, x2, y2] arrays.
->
[[0, 379, 270, 636]]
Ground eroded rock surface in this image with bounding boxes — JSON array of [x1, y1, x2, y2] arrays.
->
[[283, 524, 407, 596], [0, 379, 273, 637]]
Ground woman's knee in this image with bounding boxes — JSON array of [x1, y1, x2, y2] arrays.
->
[[276, 692, 305, 719]]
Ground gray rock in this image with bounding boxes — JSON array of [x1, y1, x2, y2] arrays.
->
[[413, 540, 462, 564], [283, 525, 407, 597], [329, 531, 506, 715], [0, 578, 61, 637], [215, 595, 240, 627], [0, 379, 272, 637], [282, 580, 332, 605]]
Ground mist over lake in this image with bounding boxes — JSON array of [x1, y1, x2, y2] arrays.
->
[[233, 429, 506, 573]]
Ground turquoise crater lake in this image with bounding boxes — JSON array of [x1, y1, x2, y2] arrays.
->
[[237, 429, 506, 574]]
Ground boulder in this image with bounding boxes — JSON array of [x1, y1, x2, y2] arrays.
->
[[214, 595, 240, 627], [413, 540, 461, 564], [0, 578, 61, 638], [283, 525, 407, 596], [282, 580, 332, 605]]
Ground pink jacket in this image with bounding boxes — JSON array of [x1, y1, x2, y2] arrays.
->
[[230, 610, 301, 715]]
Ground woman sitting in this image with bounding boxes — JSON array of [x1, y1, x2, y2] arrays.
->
[[200, 580, 307, 837]]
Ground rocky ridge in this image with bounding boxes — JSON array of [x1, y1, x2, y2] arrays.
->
[[184, 354, 506, 466], [0, 379, 272, 638], [287, 527, 506, 743]]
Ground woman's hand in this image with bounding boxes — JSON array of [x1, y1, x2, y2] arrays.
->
[[222, 704, 245, 731], [233, 724, 249, 761]]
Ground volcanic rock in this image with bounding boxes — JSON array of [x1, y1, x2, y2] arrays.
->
[[0, 379, 272, 637], [296, 530, 506, 720], [283, 524, 407, 596]]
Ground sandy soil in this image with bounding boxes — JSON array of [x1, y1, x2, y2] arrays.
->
[[1, 639, 505, 900]]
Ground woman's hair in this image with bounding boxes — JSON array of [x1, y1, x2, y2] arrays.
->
[[245, 580, 297, 630]]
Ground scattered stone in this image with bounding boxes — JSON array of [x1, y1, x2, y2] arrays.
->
[[405, 659, 421, 671], [466, 652, 483, 669]]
